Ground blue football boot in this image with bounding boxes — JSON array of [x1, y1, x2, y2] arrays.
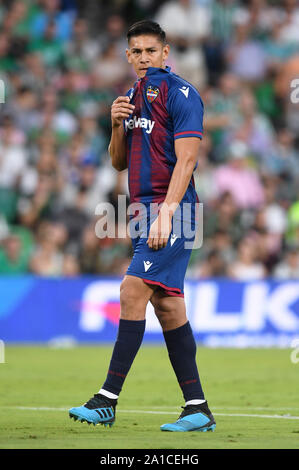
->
[[160, 401, 216, 432], [69, 393, 116, 427]]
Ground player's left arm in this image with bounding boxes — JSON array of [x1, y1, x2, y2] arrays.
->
[[147, 137, 200, 251]]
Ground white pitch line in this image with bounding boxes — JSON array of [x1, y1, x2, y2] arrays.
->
[[214, 413, 299, 420], [121, 410, 299, 420], [149, 406, 299, 411], [5, 407, 299, 420], [122, 410, 299, 420]]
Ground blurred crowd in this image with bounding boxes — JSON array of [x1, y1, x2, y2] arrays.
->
[[0, 0, 299, 280]]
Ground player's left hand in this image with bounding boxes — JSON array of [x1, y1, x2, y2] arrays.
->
[[147, 212, 172, 251]]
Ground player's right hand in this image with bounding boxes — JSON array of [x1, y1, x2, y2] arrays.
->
[[111, 96, 135, 128]]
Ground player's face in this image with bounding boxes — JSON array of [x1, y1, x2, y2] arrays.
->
[[126, 35, 170, 78]]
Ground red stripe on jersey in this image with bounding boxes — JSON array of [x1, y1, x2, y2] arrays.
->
[[149, 80, 171, 203], [174, 131, 203, 137], [128, 81, 143, 203]]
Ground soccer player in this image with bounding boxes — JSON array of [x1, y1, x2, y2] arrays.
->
[[69, 20, 216, 433]]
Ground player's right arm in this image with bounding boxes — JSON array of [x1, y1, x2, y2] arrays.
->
[[108, 96, 135, 171]]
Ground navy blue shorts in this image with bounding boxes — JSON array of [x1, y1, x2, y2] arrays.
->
[[126, 212, 197, 297]]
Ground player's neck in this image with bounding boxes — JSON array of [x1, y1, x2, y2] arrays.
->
[[137, 64, 166, 80]]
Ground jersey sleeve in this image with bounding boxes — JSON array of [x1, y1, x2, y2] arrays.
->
[[168, 85, 204, 140]]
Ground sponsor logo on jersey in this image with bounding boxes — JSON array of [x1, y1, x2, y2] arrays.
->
[[146, 85, 159, 103], [125, 116, 155, 134]]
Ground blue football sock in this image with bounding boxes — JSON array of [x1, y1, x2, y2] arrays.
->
[[101, 319, 146, 397], [163, 321, 205, 402]]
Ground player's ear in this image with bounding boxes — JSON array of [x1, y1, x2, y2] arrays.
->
[[162, 44, 170, 62], [126, 48, 132, 64]]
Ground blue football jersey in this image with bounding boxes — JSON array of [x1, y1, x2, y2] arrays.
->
[[123, 66, 204, 207]]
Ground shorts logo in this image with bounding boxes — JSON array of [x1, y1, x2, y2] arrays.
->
[[146, 85, 159, 103], [143, 261, 153, 272]]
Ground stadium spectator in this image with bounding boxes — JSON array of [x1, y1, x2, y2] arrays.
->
[[0, 0, 298, 281], [28, 20, 66, 70], [213, 140, 265, 210], [248, 208, 283, 275], [190, 248, 227, 279], [62, 252, 80, 276], [4, 86, 40, 134], [30, 0, 76, 42], [262, 176, 288, 238], [273, 248, 299, 279], [78, 224, 104, 274], [193, 134, 219, 202], [0, 233, 31, 274], [234, 0, 282, 39], [3, 1, 31, 38], [63, 161, 98, 210], [92, 42, 131, 90], [278, 0, 299, 45], [17, 152, 62, 228], [227, 87, 276, 160], [0, 118, 28, 224], [261, 128, 299, 182], [228, 237, 266, 280], [98, 14, 128, 59], [203, 73, 241, 157], [226, 19, 267, 83], [155, 0, 210, 87], [209, 0, 240, 43], [65, 17, 100, 67], [0, 32, 15, 71], [29, 220, 67, 276], [262, 19, 297, 66], [204, 191, 242, 243], [211, 229, 235, 265]]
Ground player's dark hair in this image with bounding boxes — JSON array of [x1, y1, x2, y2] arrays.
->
[[127, 20, 167, 45]]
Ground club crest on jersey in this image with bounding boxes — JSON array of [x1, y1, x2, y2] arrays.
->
[[146, 85, 159, 103]]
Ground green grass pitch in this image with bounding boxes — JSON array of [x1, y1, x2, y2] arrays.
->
[[0, 345, 299, 449]]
